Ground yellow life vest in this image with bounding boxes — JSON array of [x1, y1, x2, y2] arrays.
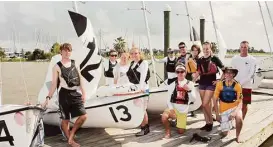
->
[[186, 58, 197, 73]]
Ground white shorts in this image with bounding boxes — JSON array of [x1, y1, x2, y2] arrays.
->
[[220, 108, 235, 132]]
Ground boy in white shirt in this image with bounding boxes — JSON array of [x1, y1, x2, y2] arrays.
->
[[231, 41, 257, 119]]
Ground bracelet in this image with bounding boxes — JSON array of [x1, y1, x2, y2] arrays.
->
[[46, 96, 51, 100]]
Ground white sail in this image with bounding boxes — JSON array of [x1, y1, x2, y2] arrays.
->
[[216, 26, 227, 62], [37, 10, 102, 108]]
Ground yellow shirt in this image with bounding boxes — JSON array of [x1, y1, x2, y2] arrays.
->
[[214, 80, 242, 113]]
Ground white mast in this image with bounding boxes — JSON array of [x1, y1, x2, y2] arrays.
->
[[141, 1, 158, 86], [73, 1, 79, 13], [209, 2, 220, 49], [185, 1, 194, 44], [258, 1, 272, 55]]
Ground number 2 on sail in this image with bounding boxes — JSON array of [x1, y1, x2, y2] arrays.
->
[[109, 105, 132, 123]]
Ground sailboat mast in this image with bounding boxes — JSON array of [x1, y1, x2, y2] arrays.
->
[[209, 2, 220, 50], [73, 1, 79, 13], [185, 1, 194, 44], [141, 1, 158, 86], [258, 1, 272, 55]]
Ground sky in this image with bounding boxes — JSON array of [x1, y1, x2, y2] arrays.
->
[[0, 1, 273, 52]]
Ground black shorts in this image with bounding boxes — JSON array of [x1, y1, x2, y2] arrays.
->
[[58, 88, 86, 120]]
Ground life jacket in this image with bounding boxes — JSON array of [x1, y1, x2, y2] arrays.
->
[[104, 60, 117, 78], [126, 60, 150, 84], [186, 58, 197, 73], [57, 60, 80, 88], [170, 80, 190, 104], [219, 80, 237, 103], [166, 57, 177, 73], [177, 55, 187, 65], [198, 56, 218, 75]]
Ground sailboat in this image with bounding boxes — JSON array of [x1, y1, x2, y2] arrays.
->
[[38, 10, 149, 129]]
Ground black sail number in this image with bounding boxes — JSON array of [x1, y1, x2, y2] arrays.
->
[[109, 105, 132, 123]]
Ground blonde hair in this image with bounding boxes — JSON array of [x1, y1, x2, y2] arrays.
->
[[130, 47, 144, 60]]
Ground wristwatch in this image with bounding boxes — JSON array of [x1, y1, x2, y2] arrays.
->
[[46, 96, 51, 100]]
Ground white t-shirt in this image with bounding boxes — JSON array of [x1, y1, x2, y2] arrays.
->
[[113, 63, 130, 85], [154, 56, 177, 79], [130, 60, 149, 91], [167, 79, 196, 113], [231, 55, 257, 89]]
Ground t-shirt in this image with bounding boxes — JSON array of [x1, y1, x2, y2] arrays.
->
[[113, 63, 130, 85], [214, 80, 242, 113], [197, 56, 224, 86], [231, 55, 257, 89]]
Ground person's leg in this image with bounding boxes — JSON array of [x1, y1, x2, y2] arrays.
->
[[235, 110, 243, 143], [199, 85, 208, 130], [136, 98, 150, 137], [69, 114, 87, 145], [176, 110, 187, 135], [61, 120, 70, 141], [161, 109, 175, 138], [242, 104, 248, 120], [242, 88, 252, 120], [202, 89, 215, 131]]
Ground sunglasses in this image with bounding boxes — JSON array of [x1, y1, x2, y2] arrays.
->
[[179, 46, 186, 49], [168, 51, 174, 54], [110, 54, 117, 57], [176, 70, 185, 74]]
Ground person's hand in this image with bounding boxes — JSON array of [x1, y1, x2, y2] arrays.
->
[[216, 114, 221, 123], [81, 94, 86, 103], [42, 98, 49, 109], [182, 84, 190, 91], [212, 80, 220, 85], [169, 109, 176, 118]]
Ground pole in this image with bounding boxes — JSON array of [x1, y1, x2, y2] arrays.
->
[[164, 4, 171, 80], [185, 1, 194, 44], [265, 1, 273, 28], [141, 1, 159, 86], [73, 1, 78, 13], [209, 2, 219, 48], [258, 1, 272, 55], [200, 15, 205, 44]]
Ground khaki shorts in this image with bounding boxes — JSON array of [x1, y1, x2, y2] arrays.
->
[[164, 108, 187, 129], [220, 108, 235, 132]]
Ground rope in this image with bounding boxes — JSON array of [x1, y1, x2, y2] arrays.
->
[[185, 1, 194, 44], [19, 57, 30, 103], [265, 1, 273, 55], [0, 58, 3, 105], [258, 1, 273, 56], [209, 2, 220, 49]]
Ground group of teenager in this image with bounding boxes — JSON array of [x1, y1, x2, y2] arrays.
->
[[42, 40, 257, 146]]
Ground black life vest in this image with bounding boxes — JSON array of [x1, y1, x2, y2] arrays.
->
[[170, 80, 190, 104], [177, 55, 187, 65], [166, 57, 177, 73], [57, 60, 80, 88], [198, 56, 218, 75], [126, 60, 150, 84], [219, 80, 237, 103], [104, 60, 117, 78]]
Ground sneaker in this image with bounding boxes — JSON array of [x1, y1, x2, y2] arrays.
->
[[206, 124, 213, 132], [200, 124, 208, 130], [135, 124, 150, 137]]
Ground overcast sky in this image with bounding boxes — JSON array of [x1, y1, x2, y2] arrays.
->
[[1, 1, 273, 52]]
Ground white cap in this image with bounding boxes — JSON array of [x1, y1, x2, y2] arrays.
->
[[175, 64, 186, 71]]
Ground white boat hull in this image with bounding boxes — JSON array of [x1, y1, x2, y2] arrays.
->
[[0, 105, 44, 147], [43, 93, 148, 129]]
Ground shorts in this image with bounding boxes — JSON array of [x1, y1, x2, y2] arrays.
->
[[58, 88, 86, 120], [242, 88, 252, 104], [199, 84, 215, 91], [164, 108, 187, 129], [220, 108, 235, 132]]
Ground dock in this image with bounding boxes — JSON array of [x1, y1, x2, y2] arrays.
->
[[44, 90, 273, 147]]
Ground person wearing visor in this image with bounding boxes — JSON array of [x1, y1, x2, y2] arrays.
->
[[213, 67, 243, 143], [161, 63, 196, 139], [153, 48, 177, 85]]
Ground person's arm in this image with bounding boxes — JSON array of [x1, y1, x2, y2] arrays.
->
[[139, 60, 149, 91], [213, 81, 222, 122], [166, 82, 175, 110], [240, 58, 257, 86], [153, 56, 167, 63]]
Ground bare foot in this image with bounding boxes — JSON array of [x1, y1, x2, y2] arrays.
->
[[236, 137, 243, 143], [164, 134, 171, 139], [69, 140, 80, 147]]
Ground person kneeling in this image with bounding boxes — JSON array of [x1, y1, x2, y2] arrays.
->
[[161, 63, 196, 139], [213, 67, 243, 143]]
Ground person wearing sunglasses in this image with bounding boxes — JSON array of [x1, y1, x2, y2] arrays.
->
[[231, 41, 257, 120], [177, 42, 189, 65], [153, 48, 177, 85], [212, 67, 243, 143], [103, 49, 118, 86], [161, 63, 196, 139]]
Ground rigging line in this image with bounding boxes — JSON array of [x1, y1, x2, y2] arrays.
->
[[209, 2, 220, 49], [258, 1, 272, 56], [185, 1, 194, 44], [265, 1, 273, 28], [0, 57, 2, 105]]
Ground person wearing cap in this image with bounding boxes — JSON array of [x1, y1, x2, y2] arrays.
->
[[42, 43, 87, 147], [153, 48, 177, 85], [103, 49, 119, 86], [213, 67, 243, 143], [161, 63, 196, 139]]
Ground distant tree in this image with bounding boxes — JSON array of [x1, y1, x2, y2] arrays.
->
[[0, 50, 5, 58], [44, 52, 53, 60], [113, 37, 126, 54], [32, 49, 44, 60], [259, 49, 265, 53], [211, 42, 219, 54], [50, 42, 61, 55]]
